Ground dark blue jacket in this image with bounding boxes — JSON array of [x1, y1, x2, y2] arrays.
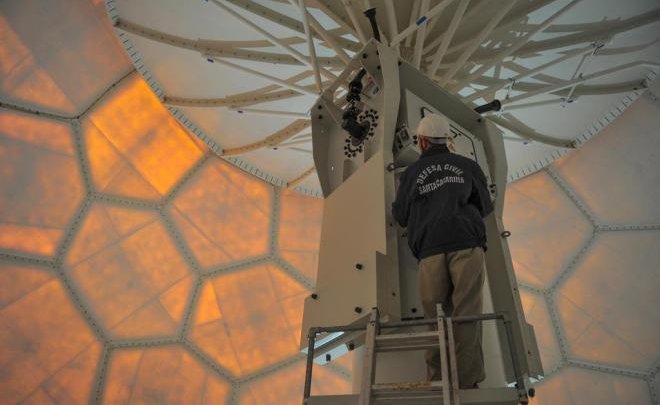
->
[[392, 145, 494, 260]]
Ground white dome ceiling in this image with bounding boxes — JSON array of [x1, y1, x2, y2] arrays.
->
[[106, 0, 660, 195]]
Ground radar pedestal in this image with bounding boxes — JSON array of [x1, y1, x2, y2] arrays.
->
[[300, 40, 542, 405]]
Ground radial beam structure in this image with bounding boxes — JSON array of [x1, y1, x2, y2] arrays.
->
[[105, 0, 660, 191]]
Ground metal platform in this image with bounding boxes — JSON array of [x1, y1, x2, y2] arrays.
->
[[306, 386, 519, 405]]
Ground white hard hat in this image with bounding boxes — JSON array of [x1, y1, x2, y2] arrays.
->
[[416, 113, 451, 142]]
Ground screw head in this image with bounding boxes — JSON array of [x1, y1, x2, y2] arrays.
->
[[354, 306, 363, 314], [355, 263, 363, 270]]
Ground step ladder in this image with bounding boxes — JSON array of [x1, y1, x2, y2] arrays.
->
[[361, 304, 460, 404], [303, 306, 530, 405]]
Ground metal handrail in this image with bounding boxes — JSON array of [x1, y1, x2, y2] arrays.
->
[[302, 311, 528, 404]]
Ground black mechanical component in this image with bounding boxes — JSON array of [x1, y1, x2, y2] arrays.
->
[[342, 69, 369, 146], [363, 8, 380, 41], [474, 99, 502, 114]]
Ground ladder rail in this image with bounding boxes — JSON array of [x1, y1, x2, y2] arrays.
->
[[445, 317, 461, 404], [359, 309, 379, 405], [435, 305, 452, 405]]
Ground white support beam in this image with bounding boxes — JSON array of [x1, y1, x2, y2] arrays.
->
[[340, 0, 368, 44], [296, 0, 323, 92], [204, 55, 316, 96], [464, 46, 592, 102], [229, 107, 309, 119], [438, 0, 517, 86], [384, 0, 399, 53], [301, 2, 352, 64], [428, 0, 469, 77], [211, 0, 336, 83], [115, 17, 343, 68], [222, 119, 311, 156], [404, 0, 421, 48], [503, 60, 660, 105], [452, 0, 583, 91], [391, 0, 454, 47], [489, 115, 575, 148], [286, 166, 316, 188], [412, 0, 430, 69], [308, 0, 360, 40], [498, 98, 564, 112]]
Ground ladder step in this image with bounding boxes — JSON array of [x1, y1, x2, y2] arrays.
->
[[372, 381, 443, 399], [375, 331, 439, 352]]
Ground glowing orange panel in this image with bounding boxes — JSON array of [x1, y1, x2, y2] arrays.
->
[[86, 76, 204, 195], [66, 203, 192, 339], [172, 158, 272, 270], [278, 189, 323, 280], [83, 120, 161, 200], [239, 361, 351, 404], [528, 367, 651, 405], [0, 15, 75, 114], [103, 346, 230, 404], [503, 171, 592, 289], [0, 275, 97, 403], [519, 291, 561, 373], [189, 263, 308, 376], [557, 231, 660, 370], [0, 110, 84, 257], [0, 262, 54, 308]]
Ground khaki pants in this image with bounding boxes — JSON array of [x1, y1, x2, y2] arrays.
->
[[419, 247, 486, 388]]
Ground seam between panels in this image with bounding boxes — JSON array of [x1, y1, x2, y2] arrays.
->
[[92, 192, 163, 210], [543, 291, 570, 367], [203, 254, 273, 278], [273, 255, 315, 291], [90, 345, 112, 405], [238, 353, 307, 385], [270, 187, 281, 255], [161, 152, 211, 207], [547, 231, 597, 293], [566, 359, 651, 380], [545, 166, 600, 228], [182, 338, 239, 383], [0, 251, 57, 269]]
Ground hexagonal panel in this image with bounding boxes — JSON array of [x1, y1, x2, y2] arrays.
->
[[65, 203, 194, 339], [504, 171, 593, 289], [519, 290, 562, 373], [86, 75, 205, 197], [277, 189, 323, 281], [553, 95, 660, 225], [104, 346, 230, 404], [0, 0, 131, 115], [189, 262, 308, 376], [171, 158, 272, 271], [528, 367, 651, 404], [0, 262, 99, 404], [238, 360, 351, 404], [557, 231, 660, 370], [0, 109, 84, 257]]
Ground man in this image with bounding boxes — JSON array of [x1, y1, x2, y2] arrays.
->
[[392, 113, 494, 389]]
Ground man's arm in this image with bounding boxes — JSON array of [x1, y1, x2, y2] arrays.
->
[[392, 170, 412, 227], [469, 162, 494, 218]]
